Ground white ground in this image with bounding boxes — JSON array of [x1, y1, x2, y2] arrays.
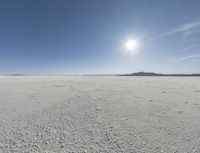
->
[[0, 76, 200, 153]]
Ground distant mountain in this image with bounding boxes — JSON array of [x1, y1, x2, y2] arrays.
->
[[119, 72, 200, 76], [120, 72, 163, 76], [1, 72, 200, 76], [3, 74, 28, 76]]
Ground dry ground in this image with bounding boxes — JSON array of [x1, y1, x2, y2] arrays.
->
[[0, 76, 200, 153]]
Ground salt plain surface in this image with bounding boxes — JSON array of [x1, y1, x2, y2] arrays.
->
[[0, 76, 200, 153]]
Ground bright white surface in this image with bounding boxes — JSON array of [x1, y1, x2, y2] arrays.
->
[[0, 76, 200, 152]]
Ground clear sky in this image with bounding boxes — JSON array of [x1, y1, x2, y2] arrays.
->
[[0, 0, 200, 75]]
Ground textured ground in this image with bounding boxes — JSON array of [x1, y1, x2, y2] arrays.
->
[[0, 76, 200, 153]]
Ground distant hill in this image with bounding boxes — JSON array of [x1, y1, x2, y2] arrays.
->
[[119, 72, 200, 76], [1, 72, 200, 77], [3, 74, 28, 76]]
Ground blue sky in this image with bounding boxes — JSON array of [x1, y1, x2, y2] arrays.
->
[[0, 0, 200, 75]]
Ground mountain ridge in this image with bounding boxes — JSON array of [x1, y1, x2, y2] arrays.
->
[[119, 72, 200, 76], [1, 72, 200, 76]]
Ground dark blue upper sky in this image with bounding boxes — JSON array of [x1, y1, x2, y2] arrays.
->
[[0, 0, 200, 74]]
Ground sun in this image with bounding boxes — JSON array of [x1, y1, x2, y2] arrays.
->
[[124, 39, 140, 55], [125, 40, 137, 50]]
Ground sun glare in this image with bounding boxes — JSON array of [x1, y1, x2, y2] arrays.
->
[[124, 39, 140, 55]]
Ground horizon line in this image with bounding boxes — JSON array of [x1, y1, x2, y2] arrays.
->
[[1, 71, 200, 76]]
